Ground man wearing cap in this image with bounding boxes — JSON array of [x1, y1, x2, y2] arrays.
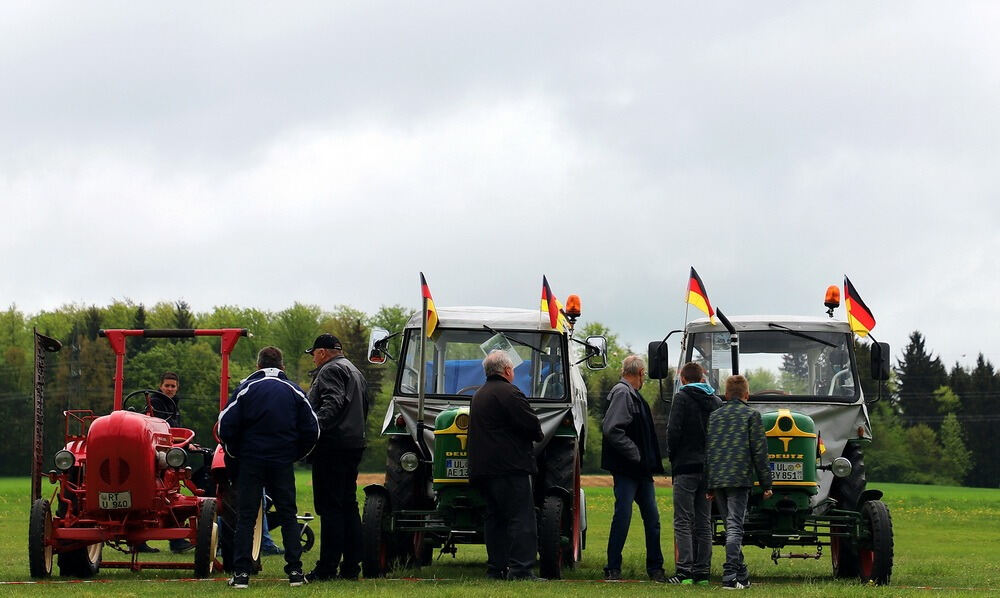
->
[[304, 334, 370, 582]]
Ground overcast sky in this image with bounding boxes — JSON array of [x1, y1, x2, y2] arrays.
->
[[3, 2, 998, 369]]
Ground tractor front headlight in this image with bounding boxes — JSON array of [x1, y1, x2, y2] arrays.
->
[[165, 447, 188, 468], [454, 413, 470, 431], [54, 450, 75, 471], [831, 457, 853, 478], [400, 451, 419, 472]]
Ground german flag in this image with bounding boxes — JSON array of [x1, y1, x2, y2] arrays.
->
[[687, 267, 717, 325], [844, 275, 876, 337], [540, 276, 565, 332], [420, 272, 439, 338]]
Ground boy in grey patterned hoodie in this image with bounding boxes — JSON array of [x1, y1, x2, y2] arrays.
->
[[705, 375, 773, 590]]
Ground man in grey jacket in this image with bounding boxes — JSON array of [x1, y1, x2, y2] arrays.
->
[[304, 334, 369, 582], [600, 355, 666, 582]]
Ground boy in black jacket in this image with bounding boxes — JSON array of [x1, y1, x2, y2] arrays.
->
[[665, 362, 722, 584]]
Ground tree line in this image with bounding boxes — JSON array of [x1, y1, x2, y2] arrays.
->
[[0, 302, 996, 487]]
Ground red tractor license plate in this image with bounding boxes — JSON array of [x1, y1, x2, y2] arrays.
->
[[99, 491, 132, 510]]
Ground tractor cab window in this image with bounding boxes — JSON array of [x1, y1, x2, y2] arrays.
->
[[398, 328, 566, 400], [688, 330, 858, 401]]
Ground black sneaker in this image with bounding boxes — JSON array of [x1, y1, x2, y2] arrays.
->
[[722, 579, 750, 590], [228, 572, 250, 589], [507, 573, 547, 581], [649, 569, 667, 583], [604, 569, 622, 581], [135, 542, 160, 553], [665, 573, 690, 584], [288, 570, 306, 587]]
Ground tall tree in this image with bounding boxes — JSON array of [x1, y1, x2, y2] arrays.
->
[[130, 303, 150, 357], [961, 354, 998, 487], [895, 331, 948, 428], [939, 413, 972, 485]]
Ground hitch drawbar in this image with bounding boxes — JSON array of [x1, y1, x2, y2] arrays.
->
[[771, 546, 822, 564]]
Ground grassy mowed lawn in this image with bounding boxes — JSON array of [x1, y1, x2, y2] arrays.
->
[[1, 474, 998, 597]]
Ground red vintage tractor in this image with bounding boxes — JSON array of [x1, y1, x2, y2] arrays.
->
[[28, 328, 262, 578]]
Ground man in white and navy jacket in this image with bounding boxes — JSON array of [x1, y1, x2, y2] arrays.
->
[[218, 346, 319, 588]]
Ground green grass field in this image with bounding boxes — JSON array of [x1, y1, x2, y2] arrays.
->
[[2, 474, 998, 597]]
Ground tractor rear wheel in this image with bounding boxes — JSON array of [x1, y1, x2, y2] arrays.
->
[[28, 499, 53, 578], [361, 492, 392, 578], [218, 477, 263, 573], [859, 500, 893, 585], [58, 542, 101, 578], [194, 498, 219, 578], [538, 495, 565, 580], [830, 526, 860, 579]]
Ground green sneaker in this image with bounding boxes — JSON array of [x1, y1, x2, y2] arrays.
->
[[696, 580, 710, 586], [681, 578, 694, 585]]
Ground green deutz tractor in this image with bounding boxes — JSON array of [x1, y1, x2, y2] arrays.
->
[[650, 305, 895, 585], [362, 306, 607, 579]]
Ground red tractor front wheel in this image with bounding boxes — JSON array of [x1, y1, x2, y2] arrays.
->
[[28, 499, 53, 578]]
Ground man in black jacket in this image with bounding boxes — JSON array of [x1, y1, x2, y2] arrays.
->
[[468, 350, 544, 581], [218, 347, 319, 588], [304, 334, 369, 582], [601, 355, 666, 582], [665, 361, 723, 585]]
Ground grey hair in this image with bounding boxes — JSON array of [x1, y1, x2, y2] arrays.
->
[[621, 354, 646, 377], [482, 350, 514, 377]]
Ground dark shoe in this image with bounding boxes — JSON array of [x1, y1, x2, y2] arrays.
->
[[694, 575, 710, 586], [288, 570, 305, 587], [228, 572, 250, 589], [262, 544, 285, 556], [170, 539, 194, 553], [338, 574, 359, 581], [486, 568, 508, 580], [305, 570, 335, 583], [722, 579, 750, 590], [665, 573, 690, 584], [604, 569, 622, 581], [649, 569, 667, 583], [135, 542, 160, 553]]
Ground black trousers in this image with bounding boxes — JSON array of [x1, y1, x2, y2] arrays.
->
[[234, 458, 302, 575], [312, 447, 363, 578], [480, 474, 538, 578]]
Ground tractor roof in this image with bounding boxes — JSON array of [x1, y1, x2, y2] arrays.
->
[[405, 306, 555, 332], [686, 315, 853, 334]]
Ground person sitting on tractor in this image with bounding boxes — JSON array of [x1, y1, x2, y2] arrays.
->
[[705, 375, 773, 590], [218, 347, 319, 589]]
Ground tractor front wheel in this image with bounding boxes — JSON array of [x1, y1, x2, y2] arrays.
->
[[859, 500, 893, 585], [194, 498, 219, 578], [830, 527, 860, 579], [299, 522, 315, 553], [538, 495, 565, 579], [361, 492, 392, 578], [28, 499, 53, 578]]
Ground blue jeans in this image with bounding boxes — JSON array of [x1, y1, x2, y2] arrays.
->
[[716, 487, 750, 583], [605, 473, 664, 575], [672, 473, 712, 577]]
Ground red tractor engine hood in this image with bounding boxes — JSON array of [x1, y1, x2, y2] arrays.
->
[[85, 411, 170, 513]]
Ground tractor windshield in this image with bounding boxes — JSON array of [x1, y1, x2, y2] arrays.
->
[[688, 329, 859, 402], [397, 328, 567, 400]]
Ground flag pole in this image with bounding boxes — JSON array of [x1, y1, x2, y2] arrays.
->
[[678, 277, 692, 377], [417, 288, 429, 460]]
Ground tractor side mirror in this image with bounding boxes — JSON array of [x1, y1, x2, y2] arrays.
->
[[647, 341, 669, 380], [367, 327, 391, 365], [585, 335, 608, 370], [870, 342, 891, 381]]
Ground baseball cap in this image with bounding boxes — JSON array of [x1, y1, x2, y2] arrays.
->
[[305, 333, 342, 354]]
